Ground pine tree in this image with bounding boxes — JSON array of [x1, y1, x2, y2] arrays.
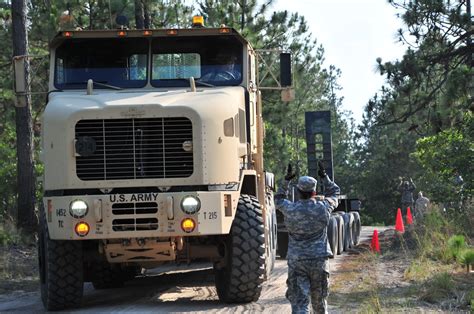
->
[[11, 0, 36, 233]]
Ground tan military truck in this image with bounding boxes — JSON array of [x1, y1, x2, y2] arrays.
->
[[13, 18, 292, 310]]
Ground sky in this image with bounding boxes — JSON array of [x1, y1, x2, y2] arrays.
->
[[272, 0, 407, 124]]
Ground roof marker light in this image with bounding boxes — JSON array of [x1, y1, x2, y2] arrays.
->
[[192, 16, 204, 28]]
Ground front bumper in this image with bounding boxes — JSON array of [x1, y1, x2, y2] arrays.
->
[[44, 190, 239, 240]]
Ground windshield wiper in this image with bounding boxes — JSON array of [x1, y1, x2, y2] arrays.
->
[[172, 78, 215, 87], [195, 79, 215, 87], [86, 80, 122, 90]]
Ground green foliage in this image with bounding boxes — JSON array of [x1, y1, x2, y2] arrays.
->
[[413, 112, 473, 207], [447, 235, 466, 260], [0, 224, 22, 247], [458, 249, 474, 267]]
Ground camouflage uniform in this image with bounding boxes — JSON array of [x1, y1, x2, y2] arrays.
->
[[276, 175, 340, 314], [398, 179, 416, 214], [414, 192, 430, 221]]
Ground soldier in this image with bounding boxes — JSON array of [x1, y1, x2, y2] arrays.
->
[[414, 191, 430, 221], [398, 177, 416, 214], [275, 162, 340, 314]]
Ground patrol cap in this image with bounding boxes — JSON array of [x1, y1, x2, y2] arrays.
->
[[296, 176, 317, 192]]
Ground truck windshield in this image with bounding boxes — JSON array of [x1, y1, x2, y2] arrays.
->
[[54, 38, 148, 89], [151, 36, 243, 87]]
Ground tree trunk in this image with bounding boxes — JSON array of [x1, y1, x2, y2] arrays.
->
[[11, 0, 36, 234], [135, 0, 145, 29], [144, 1, 151, 29]]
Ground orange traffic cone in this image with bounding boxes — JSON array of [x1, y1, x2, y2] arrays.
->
[[371, 229, 380, 253], [395, 208, 405, 233], [406, 207, 413, 225]]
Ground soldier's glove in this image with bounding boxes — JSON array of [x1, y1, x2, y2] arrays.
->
[[284, 163, 296, 181], [317, 160, 327, 179]]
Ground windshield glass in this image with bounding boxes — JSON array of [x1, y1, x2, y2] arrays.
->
[[55, 38, 148, 89], [151, 36, 243, 87]]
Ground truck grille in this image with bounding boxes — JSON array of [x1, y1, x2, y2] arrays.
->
[[112, 202, 159, 232], [75, 117, 193, 181]]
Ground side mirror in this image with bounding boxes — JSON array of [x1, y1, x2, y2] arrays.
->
[[13, 56, 27, 107]]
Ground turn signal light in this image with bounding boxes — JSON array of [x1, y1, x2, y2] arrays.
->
[[181, 218, 196, 233], [117, 30, 127, 37], [75, 222, 90, 237], [143, 30, 153, 36]]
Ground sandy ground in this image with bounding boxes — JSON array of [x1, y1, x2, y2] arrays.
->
[[0, 226, 383, 313]]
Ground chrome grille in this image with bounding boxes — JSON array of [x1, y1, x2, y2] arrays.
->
[[112, 202, 158, 232], [75, 117, 193, 181]]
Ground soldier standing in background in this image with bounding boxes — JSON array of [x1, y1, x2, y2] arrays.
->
[[414, 191, 430, 221], [275, 162, 340, 314], [398, 177, 416, 214]]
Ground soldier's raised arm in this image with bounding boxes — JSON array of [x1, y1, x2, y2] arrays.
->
[[322, 175, 340, 213], [275, 164, 296, 211], [318, 161, 340, 213]]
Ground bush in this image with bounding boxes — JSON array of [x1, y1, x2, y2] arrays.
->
[[447, 235, 467, 260], [458, 249, 474, 272]]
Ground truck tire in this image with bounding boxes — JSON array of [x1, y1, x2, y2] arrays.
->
[[277, 232, 289, 259], [351, 211, 361, 245], [343, 213, 354, 250], [215, 195, 265, 303], [38, 210, 84, 310], [327, 216, 338, 258], [335, 215, 344, 255], [91, 263, 138, 289]]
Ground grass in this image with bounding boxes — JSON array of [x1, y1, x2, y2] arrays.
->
[[329, 206, 473, 312], [419, 272, 454, 303]]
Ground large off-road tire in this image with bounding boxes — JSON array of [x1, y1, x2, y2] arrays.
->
[[91, 263, 138, 289], [335, 215, 344, 255], [351, 211, 361, 245], [215, 194, 265, 303], [343, 212, 354, 250], [327, 216, 338, 258], [38, 210, 84, 310], [277, 231, 289, 259]]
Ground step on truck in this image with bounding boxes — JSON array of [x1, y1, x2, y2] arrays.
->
[[13, 17, 292, 310], [276, 111, 361, 258]]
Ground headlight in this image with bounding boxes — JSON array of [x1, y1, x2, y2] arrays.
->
[[180, 196, 201, 214], [69, 200, 88, 218]]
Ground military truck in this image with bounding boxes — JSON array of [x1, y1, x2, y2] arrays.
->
[[13, 18, 292, 310], [276, 111, 361, 258]]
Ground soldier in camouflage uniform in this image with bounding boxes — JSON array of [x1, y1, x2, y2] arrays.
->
[[414, 191, 430, 221], [275, 162, 340, 314], [398, 178, 416, 214]]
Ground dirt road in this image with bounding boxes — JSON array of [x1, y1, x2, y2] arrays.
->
[[0, 226, 385, 313]]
